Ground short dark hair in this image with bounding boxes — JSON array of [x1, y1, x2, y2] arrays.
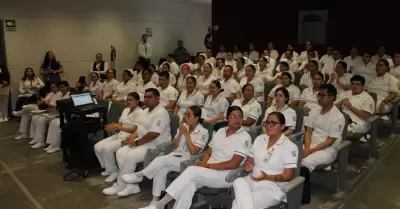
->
[[246, 64, 256, 72], [281, 72, 292, 81], [267, 112, 288, 132], [217, 58, 225, 63], [188, 105, 203, 124], [275, 87, 290, 103], [350, 75, 366, 85], [162, 63, 170, 70], [227, 106, 243, 118], [60, 80, 69, 87], [224, 65, 234, 72], [319, 84, 337, 98], [237, 57, 245, 64], [241, 83, 254, 93], [279, 61, 289, 69], [145, 88, 160, 97], [142, 68, 152, 74], [336, 61, 348, 71], [159, 71, 170, 79]]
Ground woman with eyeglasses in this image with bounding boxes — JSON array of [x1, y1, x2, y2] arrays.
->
[[231, 84, 262, 131], [100, 69, 119, 99], [122, 105, 209, 205], [174, 76, 205, 122], [263, 87, 297, 136], [202, 80, 229, 123], [231, 112, 299, 209], [89, 72, 103, 97], [94, 92, 144, 182], [112, 70, 134, 102], [139, 106, 252, 209]]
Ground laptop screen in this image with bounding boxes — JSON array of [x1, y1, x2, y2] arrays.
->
[[71, 93, 94, 107]]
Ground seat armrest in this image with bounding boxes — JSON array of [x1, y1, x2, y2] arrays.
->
[[334, 140, 351, 151], [189, 153, 204, 161], [143, 147, 163, 167], [156, 141, 174, 155], [156, 141, 173, 149], [180, 159, 196, 172], [367, 115, 380, 123], [281, 176, 305, 193], [121, 140, 126, 147], [288, 131, 304, 141], [225, 165, 245, 183]]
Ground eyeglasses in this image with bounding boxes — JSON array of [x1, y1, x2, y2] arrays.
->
[[262, 120, 280, 127], [228, 115, 243, 119], [316, 93, 334, 98]]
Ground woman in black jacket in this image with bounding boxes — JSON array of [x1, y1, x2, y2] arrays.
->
[[0, 65, 10, 122]]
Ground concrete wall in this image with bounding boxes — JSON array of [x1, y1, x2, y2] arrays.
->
[[1, 0, 211, 88]]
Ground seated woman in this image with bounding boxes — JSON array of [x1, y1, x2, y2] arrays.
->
[[239, 64, 264, 102], [192, 53, 206, 76], [89, 53, 109, 80], [256, 57, 274, 83], [267, 72, 301, 107], [121, 105, 209, 203], [160, 63, 177, 86], [13, 83, 60, 140], [103, 88, 171, 197], [100, 69, 119, 99], [93, 92, 143, 180], [16, 68, 45, 111], [112, 70, 133, 102], [135, 68, 158, 99], [232, 112, 299, 209], [89, 72, 103, 97], [298, 72, 324, 116], [231, 84, 262, 131], [158, 71, 179, 110], [299, 60, 319, 90], [176, 64, 191, 92], [149, 64, 160, 86], [263, 87, 297, 136], [274, 61, 295, 84], [173, 76, 204, 122], [29, 81, 70, 148], [74, 76, 90, 93], [139, 106, 252, 209], [327, 61, 351, 96], [197, 63, 216, 96], [212, 58, 225, 80], [0, 65, 10, 122], [202, 80, 229, 123]]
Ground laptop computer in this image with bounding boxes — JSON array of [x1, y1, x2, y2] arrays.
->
[[71, 92, 95, 110]]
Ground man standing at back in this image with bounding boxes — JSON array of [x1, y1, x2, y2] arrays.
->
[[137, 34, 152, 69]]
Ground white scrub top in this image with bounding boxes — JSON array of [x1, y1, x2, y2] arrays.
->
[[367, 73, 398, 104], [225, 60, 237, 69], [197, 75, 216, 95], [158, 85, 179, 108], [43, 92, 57, 106], [240, 76, 264, 102], [114, 81, 134, 100], [102, 79, 119, 99], [354, 62, 376, 83], [136, 104, 171, 144], [305, 106, 345, 154], [208, 127, 252, 174], [389, 65, 400, 81], [256, 67, 274, 83], [161, 61, 180, 75], [268, 84, 301, 106], [371, 54, 391, 64], [205, 57, 217, 68], [220, 78, 241, 98], [249, 134, 298, 201], [168, 72, 177, 86], [212, 68, 224, 80], [236, 67, 246, 81], [249, 51, 259, 61], [299, 72, 313, 88], [177, 90, 205, 116], [151, 73, 159, 86], [202, 93, 229, 120], [117, 107, 144, 139], [263, 105, 297, 130], [176, 75, 189, 92], [321, 59, 341, 75], [231, 98, 262, 131], [136, 81, 158, 100], [330, 73, 352, 96], [300, 87, 320, 109], [343, 55, 363, 72], [89, 80, 103, 96], [172, 123, 209, 158]]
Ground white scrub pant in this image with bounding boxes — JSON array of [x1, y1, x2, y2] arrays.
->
[[165, 166, 231, 209], [115, 142, 158, 189], [94, 134, 123, 173], [376, 98, 392, 114], [231, 176, 281, 209], [302, 150, 337, 172], [141, 153, 186, 197], [46, 119, 61, 148], [19, 105, 39, 134], [348, 121, 369, 135], [29, 115, 54, 143]]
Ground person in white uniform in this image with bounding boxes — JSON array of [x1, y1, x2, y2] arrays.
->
[[327, 61, 351, 96], [232, 112, 299, 209], [139, 106, 252, 209], [276, 49, 299, 73], [212, 58, 225, 80], [233, 45, 242, 60], [103, 88, 171, 197], [216, 45, 228, 59], [100, 69, 119, 99], [13, 83, 60, 140], [157, 71, 179, 110], [235, 57, 246, 82], [94, 92, 143, 182], [263, 87, 297, 136], [135, 68, 158, 99], [257, 57, 275, 83], [280, 44, 299, 61], [343, 47, 362, 73], [174, 76, 205, 122], [112, 70, 134, 102], [231, 84, 262, 131], [389, 52, 400, 81], [205, 49, 217, 68], [240, 65, 264, 102], [299, 60, 319, 90], [225, 52, 237, 70], [299, 71, 324, 116], [220, 65, 241, 99], [176, 64, 191, 92], [321, 49, 342, 75], [122, 105, 209, 204], [267, 72, 300, 107], [89, 72, 103, 97], [202, 80, 229, 123], [298, 50, 319, 72], [197, 63, 216, 96], [89, 53, 109, 80], [266, 42, 279, 60], [29, 81, 71, 148], [319, 46, 333, 69], [298, 41, 319, 64], [366, 59, 398, 116], [248, 43, 259, 62], [353, 53, 376, 83], [160, 63, 177, 86], [336, 75, 375, 142], [371, 46, 391, 64], [161, 54, 180, 75]]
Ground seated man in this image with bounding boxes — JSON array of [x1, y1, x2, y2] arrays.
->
[[220, 65, 241, 100], [336, 75, 375, 142], [102, 88, 171, 197], [157, 71, 179, 110], [301, 84, 345, 204]]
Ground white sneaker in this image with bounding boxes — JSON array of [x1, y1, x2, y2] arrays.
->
[[117, 184, 141, 197], [122, 173, 143, 184], [105, 172, 119, 183], [101, 171, 111, 177], [2, 117, 8, 122], [150, 200, 158, 206], [15, 134, 28, 140], [46, 147, 61, 154], [0, 118, 4, 123], [139, 205, 157, 209], [359, 136, 367, 143], [28, 139, 37, 145], [102, 183, 122, 196], [13, 111, 22, 117], [44, 145, 53, 151], [381, 115, 390, 121], [31, 143, 45, 148]]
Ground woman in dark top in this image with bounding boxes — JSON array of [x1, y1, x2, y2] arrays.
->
[[0, 65, 10, 122], [74, 76, 90, 93], [90, 53, 108, 80], [39, 51, 64, 96]]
